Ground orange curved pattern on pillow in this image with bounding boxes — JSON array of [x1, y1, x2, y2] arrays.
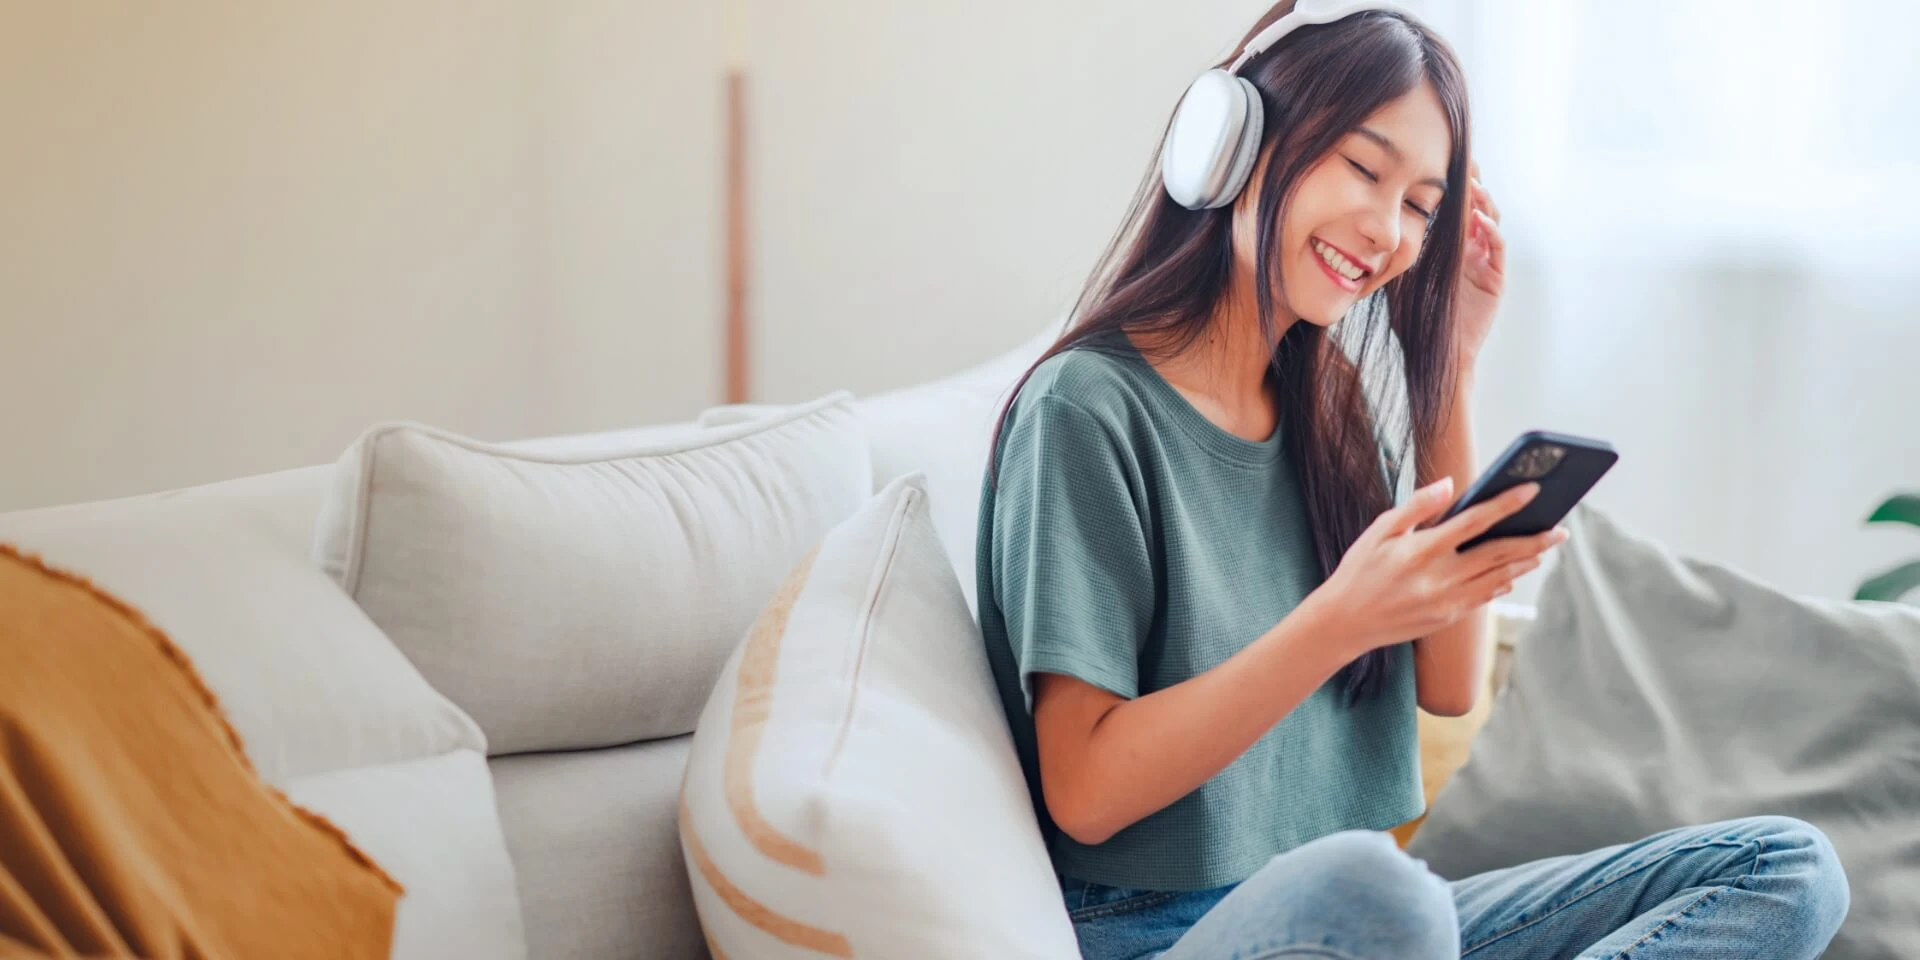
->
[[725, 548, 827, 877], [686, 546, 855, 956], [680, 795, 851, 957]]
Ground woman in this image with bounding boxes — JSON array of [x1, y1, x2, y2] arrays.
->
[[975, 3, 1851, 958]]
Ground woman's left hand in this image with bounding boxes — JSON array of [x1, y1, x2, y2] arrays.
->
[[1452, 161, 1505, 369]]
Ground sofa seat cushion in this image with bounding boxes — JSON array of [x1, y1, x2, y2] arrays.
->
[[491, 738, 704, 960]]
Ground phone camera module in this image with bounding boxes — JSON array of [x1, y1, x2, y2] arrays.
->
[[1505, 444, 1567, 480]]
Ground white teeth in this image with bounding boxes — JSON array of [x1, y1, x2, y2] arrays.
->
[[1312, 239, 1366, 282]]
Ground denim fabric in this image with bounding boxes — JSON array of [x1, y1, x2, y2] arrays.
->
[[1061, 816, 1848, 960]]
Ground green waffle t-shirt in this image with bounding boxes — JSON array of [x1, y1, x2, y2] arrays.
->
[[975, 334, 1423, 892]]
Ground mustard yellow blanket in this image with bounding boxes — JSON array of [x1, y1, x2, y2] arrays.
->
[[0, 544, 399, 959]]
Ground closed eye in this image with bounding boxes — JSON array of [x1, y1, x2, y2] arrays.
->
[[1350, 156, 1436, 220]]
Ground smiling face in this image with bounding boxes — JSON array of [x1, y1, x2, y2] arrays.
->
[[1239, 79, 1453, 327]]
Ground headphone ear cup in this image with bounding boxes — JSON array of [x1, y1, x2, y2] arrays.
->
[[1162, 70, 1251, 210], [1209, 76, 1265, 209]]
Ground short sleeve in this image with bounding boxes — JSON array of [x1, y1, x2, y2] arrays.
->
[[990, 396, 1157, 711]]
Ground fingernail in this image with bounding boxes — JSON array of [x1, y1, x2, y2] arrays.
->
[[1519, 482, 1541, 501], [1553, 528, 1571, 544]]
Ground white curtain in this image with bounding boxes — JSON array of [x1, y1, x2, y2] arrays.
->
[[1404, 0, 1920, 602]]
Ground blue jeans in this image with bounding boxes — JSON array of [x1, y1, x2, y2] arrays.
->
[[1061, 816, 1849, 960]]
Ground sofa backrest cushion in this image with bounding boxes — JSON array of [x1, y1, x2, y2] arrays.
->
[[313, 392, 873, 755]]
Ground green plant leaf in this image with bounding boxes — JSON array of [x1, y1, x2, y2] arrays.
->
[[1856, 560, 1920, 603], [1866, 494, 1920, 529]]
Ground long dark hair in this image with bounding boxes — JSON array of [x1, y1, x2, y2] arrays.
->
[[990, 3, 1472, 703]]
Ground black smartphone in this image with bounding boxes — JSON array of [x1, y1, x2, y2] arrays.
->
[[1435, 430, 1618, 551]]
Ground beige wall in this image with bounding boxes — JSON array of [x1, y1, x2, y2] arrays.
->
[[0, 0, 1273, 512], [0, 1, 722, 511], [744, 0, 1259, 402], [7, 1, 1912, 606]]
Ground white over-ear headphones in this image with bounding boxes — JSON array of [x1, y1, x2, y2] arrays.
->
[[1161, 0, 1416, 210]]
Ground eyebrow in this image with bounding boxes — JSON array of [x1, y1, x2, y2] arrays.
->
[[1355, 127, 1448, 192]]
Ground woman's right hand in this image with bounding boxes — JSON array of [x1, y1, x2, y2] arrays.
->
[[1306, 476, 1568, 657]]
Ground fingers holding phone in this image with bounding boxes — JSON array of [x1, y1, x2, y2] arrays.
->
[[1311, 478, 1559, 656], [1454, 524, 1570, 601], [1422, 479, 1540, 546], [1424, 480, 1568, 593], [1425, 428, 1614, 601], [1304, 430, 1614, 656]]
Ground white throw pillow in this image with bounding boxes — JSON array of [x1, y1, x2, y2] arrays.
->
[[0, 486, 484, 787], [312, 392, 873, 756], [678, 474, 1080, 960]]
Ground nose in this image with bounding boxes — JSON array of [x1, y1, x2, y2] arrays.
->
[[1354, 195, 1400, 258]]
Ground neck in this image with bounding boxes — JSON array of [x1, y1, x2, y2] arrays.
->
[[1161, 257, 1301, 402]]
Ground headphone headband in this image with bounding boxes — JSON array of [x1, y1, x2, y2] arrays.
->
[[1228, 0, 1415, 73], [1161, 0, 1424, 210]]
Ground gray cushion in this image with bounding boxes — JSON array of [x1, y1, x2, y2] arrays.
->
[[1408, 506, 1920, 959], [491, 737, 705, 960]]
